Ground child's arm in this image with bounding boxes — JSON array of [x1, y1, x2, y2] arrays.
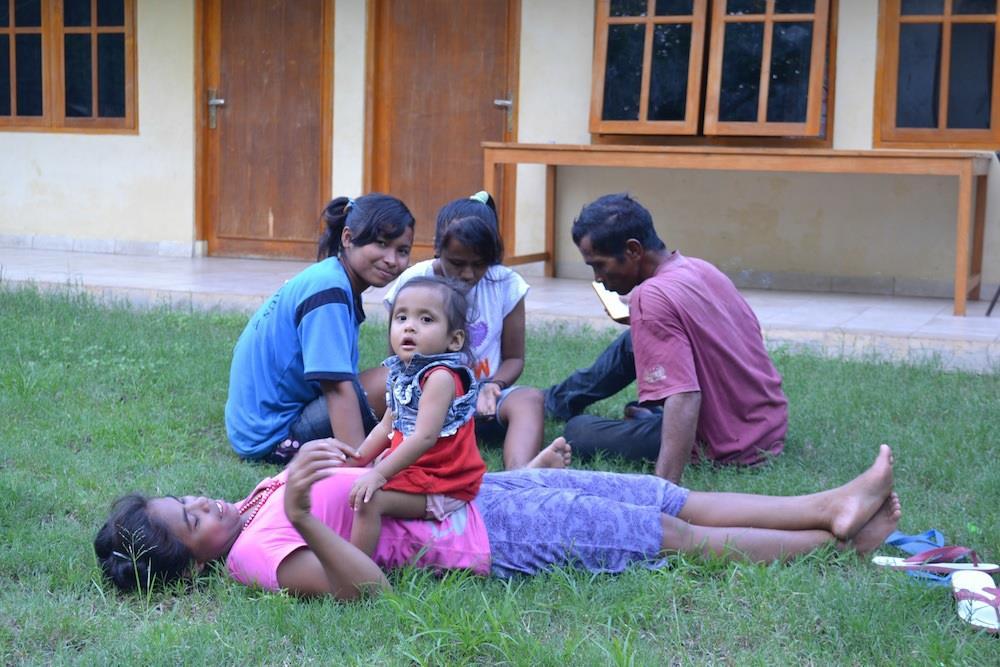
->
[[349, 369, 455, 508], [348, 409, 394, 466], [479, 297, 527, 416]]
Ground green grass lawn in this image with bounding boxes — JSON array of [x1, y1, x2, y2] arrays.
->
[[1, 286, 998, 665]]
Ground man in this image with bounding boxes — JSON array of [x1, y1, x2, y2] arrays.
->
[[545, 193, 788, 483]]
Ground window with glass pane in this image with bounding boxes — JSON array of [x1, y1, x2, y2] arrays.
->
[[877, 0, 999, 147], [590, 0, 830, 138], [704, 0, 829, 136], [0, 0, 135, 131], [590, 0, 707, 134]]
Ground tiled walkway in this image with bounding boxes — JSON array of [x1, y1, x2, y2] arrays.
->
[[2, 247, 998, 372]]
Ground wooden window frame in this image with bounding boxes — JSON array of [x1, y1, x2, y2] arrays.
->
[[590, 0, 833, 142], [703, 0, 829, 136], [875, 0, 1000, 149], [0, 0, 137, 133], [589, 0, 708, 135]]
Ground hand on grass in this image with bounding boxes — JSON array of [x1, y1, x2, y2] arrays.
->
[[349, 470, 387, 511]]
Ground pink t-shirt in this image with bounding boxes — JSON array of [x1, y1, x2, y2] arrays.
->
[[630, 252, 787, 464], [226, 467, 491, 591]]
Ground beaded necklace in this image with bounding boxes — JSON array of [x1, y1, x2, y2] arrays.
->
[[238, 478, 284, 531]]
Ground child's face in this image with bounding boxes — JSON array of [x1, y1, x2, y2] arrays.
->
[[390, 285, 465, 363], [438, 238, 490, 288]]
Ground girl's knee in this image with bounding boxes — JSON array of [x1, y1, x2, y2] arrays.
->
[[501, 387, 544, 417]]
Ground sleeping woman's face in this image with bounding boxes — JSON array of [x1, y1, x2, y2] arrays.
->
[[146, 495, 244, 564]]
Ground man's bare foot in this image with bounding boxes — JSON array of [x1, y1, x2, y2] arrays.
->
[[829, 444, 895, 540], [849, 492, 902, 554], [526, 437, 572, 469]]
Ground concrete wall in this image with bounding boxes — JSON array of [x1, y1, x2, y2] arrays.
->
[[1, 0, 996, 295], [0, 0, 196, 256], [332, 0, 366, 198], [516, 0, 1000, 295]]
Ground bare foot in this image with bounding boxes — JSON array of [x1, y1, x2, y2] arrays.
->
[[849, 492, 902, 554], [829, 444, 895, 540], [526, 437, 572, 469]]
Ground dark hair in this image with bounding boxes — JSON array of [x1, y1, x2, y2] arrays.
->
[[433, 191, 503, 266], [94, 494, 193, 593], [571, 193, 666, 257], [317, 193, 416, 260], [390, 275, 472, 360]]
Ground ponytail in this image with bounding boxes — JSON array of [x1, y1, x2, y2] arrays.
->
[[317, 197, 352, 260]]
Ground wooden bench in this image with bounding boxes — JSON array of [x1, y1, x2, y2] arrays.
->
[[483, 142, 992, 316]]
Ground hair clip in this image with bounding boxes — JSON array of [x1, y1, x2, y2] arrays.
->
[[112, 550, 130, 561], [469, 191, 490, 205], [346, 197, 357, 212]]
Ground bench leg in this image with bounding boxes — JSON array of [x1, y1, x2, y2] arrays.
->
[[953, 168, 973, 316], [970, 174, 987, 302]]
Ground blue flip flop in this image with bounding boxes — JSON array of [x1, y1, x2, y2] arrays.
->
[[883, 529, 953, 587], [885, 529, 946, 555]]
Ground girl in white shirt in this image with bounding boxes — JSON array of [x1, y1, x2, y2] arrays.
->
[[385, 192, 563, 469]]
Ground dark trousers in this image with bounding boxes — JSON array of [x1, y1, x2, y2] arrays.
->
[[544, 330, 662, 462]]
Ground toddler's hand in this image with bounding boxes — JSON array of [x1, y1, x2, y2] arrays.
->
[[349, 470, 388, 510]]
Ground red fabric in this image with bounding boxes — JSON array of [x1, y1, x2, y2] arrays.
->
[[630, 252, 787, 465], [382, 367, 486, 502]]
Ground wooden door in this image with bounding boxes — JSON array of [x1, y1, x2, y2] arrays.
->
[[199, 0, 332, 259], [368, 0, 519, 260]]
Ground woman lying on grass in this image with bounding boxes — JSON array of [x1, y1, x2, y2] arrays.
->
[[95, 441, 901, 600]]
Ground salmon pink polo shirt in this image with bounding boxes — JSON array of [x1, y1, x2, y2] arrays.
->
[[630, 252, 787, 465]]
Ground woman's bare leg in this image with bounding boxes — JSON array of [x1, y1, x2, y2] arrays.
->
[[662, 492, 901, 562], [678, 445, 894, 540], [359, 366, 390, 419], [496, 387, 545, 469]]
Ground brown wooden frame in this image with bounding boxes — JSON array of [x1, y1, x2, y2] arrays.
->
[[589, 0, 707, 135], [703, 0, 829, 137], [364, 0, 521, 258], [590, 0, 833, 140], [874, 0, 1000, 149], [195, 0, 334, 257], [484, 141, 991, 315], [0, 0, 137, 133]]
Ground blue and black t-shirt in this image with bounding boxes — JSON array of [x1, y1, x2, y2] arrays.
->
[[225, 257, 365, 459]]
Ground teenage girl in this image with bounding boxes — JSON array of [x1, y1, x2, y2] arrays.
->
[[344, 276, 486, 556], [225, 194, 415, 463], [383, 192, 553, 469]]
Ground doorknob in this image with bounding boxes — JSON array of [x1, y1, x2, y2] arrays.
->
[[493, 98, 512, 109], [207, 89, 226, 129]]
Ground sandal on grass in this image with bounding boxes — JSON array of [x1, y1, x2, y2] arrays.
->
[[873, 546, 1000, 575], [952, 570, 1000, 634], [883, 529, 953, 586], [884, 529, 946, 555]]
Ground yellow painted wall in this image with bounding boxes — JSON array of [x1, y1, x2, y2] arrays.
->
[[332, 0, 366, 198], [516, 0, 1000, 293], [0, 0, 196, 253]]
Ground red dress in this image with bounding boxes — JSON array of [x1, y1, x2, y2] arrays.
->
[[382, 367, 486, 501]]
